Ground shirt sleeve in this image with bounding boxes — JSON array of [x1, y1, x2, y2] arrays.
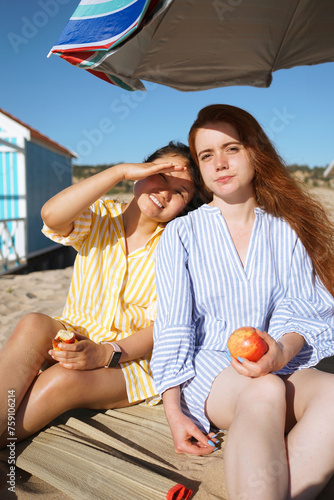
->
[[41, 206, 93, 252], [145, 301, 157, 322], [152, 220, 196, 396], [269, 237, 334, 372]]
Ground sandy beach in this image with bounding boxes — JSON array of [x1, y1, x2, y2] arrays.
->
[[0, 267, 73, 349], [310, 186, 334, 215], [0, 187, 334, 499]]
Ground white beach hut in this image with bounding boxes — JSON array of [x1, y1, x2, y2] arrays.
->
[[0, 109, 76, 274]]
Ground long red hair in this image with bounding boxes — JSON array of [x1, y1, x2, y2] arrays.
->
[[189, 104, 334, 295]]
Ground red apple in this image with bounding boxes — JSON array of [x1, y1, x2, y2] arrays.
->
[[227, 326, 268, 362], [52, 330, 77, 351]]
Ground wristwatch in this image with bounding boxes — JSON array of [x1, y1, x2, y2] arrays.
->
[[100, 341, 122, 368]]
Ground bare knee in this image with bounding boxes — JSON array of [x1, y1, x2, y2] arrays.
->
[[32, 364, 83, 409], [41, 363, 83, 391], [295, 369, 334, 418], [314, 369, 334, 397], [237, 374, 286, 415], [14, 312, 55, 339], [23, 312, 62, 341], [8, 313, 60, 369], [34, 365, 128, 412]]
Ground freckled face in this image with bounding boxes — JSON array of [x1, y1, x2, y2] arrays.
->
[[195, 122, 255, 202], [134, 154, 195, 222]]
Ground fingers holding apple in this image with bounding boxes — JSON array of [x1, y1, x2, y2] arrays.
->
[[227, 326, 268, 362], [52, 329, 78, 351], [50, 334, 105, 370], [227, 327, 286, 377]]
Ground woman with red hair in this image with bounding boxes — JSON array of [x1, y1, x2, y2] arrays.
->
[[152, 105, 334, 499]]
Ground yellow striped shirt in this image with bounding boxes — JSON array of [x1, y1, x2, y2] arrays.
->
[[42, 198, 164, 405]]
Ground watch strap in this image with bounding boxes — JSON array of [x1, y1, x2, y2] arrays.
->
[[100, 341, 122, 368]]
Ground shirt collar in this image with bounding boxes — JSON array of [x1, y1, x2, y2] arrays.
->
[[200, 204, 264, 216]]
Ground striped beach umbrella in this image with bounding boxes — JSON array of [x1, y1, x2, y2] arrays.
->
[[49, 0, 165, 90], [50, 0, 334, 91]]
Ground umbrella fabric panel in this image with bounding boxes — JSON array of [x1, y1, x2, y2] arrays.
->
[[50, 0, 334, 92], [273, 0, 334, 69], [52, 0, 151, 52], [50, 0, 169, 90], [114, 0, 334, 91]]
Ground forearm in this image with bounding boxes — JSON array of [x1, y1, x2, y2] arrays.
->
[[162, 386, 215, 455], [277, 331, 305, 365], [41, 164, 126, 235], [162, 386, 182, 420], [103, 325, 154, 365], [41, 159, 185, 236]]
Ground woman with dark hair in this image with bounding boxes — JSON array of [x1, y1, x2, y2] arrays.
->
[[152, 105, 334, 499], [0, 141, 205, 447]]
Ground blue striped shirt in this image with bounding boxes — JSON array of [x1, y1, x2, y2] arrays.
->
[[152, 205, 334, 432]]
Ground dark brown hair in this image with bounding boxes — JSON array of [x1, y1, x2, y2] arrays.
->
[[145, 141, 210, 213], [189, 104, 334, 294]]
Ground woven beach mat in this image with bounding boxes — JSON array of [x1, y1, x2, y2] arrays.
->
[[6, 404, 227, 499], [1, 402, 334, 499]]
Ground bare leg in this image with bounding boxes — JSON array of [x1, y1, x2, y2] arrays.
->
[[0, 360, 134, 448], [0, 313, 63, 435], [206, 366, 288, 500], [283, 369, 334, 499]]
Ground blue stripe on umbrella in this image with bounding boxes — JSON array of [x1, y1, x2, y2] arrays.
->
[[73, 0, 137, 20], [54, 0, 148, 48]]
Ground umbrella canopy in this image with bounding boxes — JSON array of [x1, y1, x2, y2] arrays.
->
[[50, 0, 334, 92]]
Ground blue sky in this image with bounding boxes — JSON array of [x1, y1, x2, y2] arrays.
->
[[1, 0, 334, 168]]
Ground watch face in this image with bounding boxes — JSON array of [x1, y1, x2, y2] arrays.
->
[[109, 350, 122, 367]]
